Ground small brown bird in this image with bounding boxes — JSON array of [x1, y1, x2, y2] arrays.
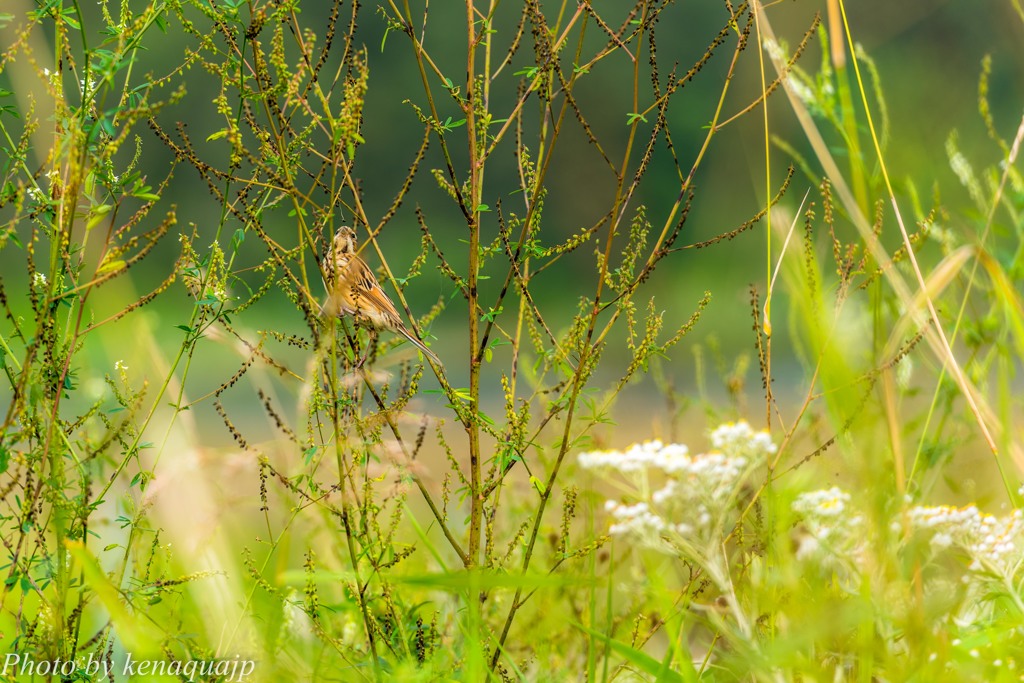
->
[[322, 225, 441, 366]]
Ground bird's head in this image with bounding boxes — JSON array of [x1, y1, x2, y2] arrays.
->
[[332, 225, 357, 256]]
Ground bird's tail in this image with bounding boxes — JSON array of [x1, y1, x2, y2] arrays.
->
[[397, 325, 442, 367]]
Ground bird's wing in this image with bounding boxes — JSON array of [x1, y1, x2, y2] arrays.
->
[[351, 257, 404, 326], [348, 257, 442, 366]]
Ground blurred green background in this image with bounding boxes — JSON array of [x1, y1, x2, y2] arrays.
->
[[2, 0, 1021, 431]]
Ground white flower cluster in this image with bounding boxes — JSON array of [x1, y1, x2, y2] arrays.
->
[[909, 504, 1024, 574], [710, 421, 777, 459], [603, 501, 686, 539], [27, 185, 46, 203], [580, 422, 775, 550], [792, 487, 853, 520], [791, 487, 864, 562], [577, 440, 689, 474], [787, 489, 1024, 579]]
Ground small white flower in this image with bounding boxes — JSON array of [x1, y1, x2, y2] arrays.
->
[[32, 272, 48, 287], [930, 532, 953, 550], [115, 359, 128, 371], [651, 481, 676, 505], [795, 535, 820, 562]]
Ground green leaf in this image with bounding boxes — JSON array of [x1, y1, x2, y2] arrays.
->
[[530, 476, 545, 496], [99, 114, 116, 137], [230, 227, 245, 253], [572, 621, 696, 682], [129, 471, 153, 489], [446, 387, 474, 403], [440, 116, 466, 132], [97, 258, 125, 274]]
